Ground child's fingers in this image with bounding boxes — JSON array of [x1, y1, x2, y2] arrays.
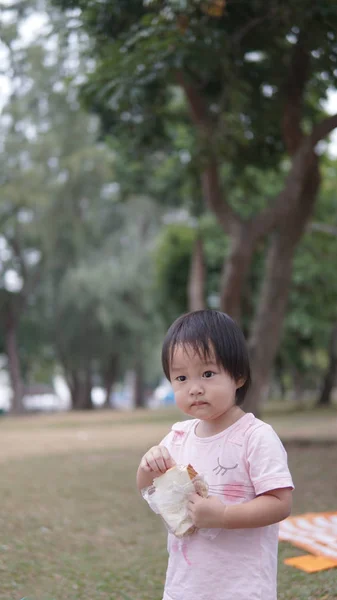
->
[[151, 450, 168, 473], [141, 450, 165, 473], [161, 447, 176, 470], [140, 457, 151, 472], [152, 448, 174, 473], [140, 446, 175, 474]]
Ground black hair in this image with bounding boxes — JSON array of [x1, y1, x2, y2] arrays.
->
[[161, 309, 251, 405]]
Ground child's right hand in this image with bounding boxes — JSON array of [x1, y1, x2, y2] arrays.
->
[[140, 446, 176, 474]]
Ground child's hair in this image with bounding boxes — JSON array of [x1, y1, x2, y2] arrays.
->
[[161, 309, 251, 405]]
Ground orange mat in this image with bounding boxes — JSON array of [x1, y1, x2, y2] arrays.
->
[[279, 512, 337, 572]]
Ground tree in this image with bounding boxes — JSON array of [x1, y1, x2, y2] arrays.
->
[[51, 0, 337, 413], [0, 19, 49, 412], [0, 5, 118, 410], [52, 195, 163, 409], [155, 158, 337, 405]]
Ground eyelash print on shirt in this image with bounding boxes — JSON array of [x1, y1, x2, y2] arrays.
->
[[213, 457, 238, 476]]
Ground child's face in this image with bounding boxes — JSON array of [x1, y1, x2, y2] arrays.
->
[[169, 344, 244, 423]]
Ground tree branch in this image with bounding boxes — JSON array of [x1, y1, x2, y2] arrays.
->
[[251, 138, 316, 239], [7, 231, 28, 283], [177, 66, 337, 242], [176, 71, 239, 233], [281, 33, 311, 155], [175, 70, 212, 132], [201, 160, 239, 233], [233, 14, 274, 45], [252, 106, 337, 242], [310, 113, 337, 146]]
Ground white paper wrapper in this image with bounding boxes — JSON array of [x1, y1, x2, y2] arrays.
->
[[141, 465, 209, 538]]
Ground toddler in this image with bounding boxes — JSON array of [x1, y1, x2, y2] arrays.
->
[[137, 309, 293, 600]]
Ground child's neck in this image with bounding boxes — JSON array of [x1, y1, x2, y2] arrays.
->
[[195, 405, 246, 438]]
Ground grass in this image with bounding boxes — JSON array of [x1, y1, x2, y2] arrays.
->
[[0, 408, 336, 600]]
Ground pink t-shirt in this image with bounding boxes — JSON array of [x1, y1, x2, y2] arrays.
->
[[159, 412, 294, 600]]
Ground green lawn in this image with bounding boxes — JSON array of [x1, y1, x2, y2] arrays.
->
[[0, 409, 336, 600]]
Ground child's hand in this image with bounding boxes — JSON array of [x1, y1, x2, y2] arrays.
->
[[140, 446, 176, 474], [187, 493, 226, 529]]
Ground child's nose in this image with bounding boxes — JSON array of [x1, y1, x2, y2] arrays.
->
[[189, 381, 204, 396]]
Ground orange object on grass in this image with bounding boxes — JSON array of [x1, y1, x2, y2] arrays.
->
[[284, 554, 337, 573], [279, 512, 337, 571]]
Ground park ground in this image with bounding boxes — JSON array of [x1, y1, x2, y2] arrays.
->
[[0, 407, 336, 600]]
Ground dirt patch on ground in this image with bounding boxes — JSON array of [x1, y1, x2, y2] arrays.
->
[[272, 414, 337, 441], [0, 421, 169, 462], [1, 408, 336, 463]]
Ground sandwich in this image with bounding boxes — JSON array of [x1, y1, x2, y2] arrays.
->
[[152, 464, 208, 537]]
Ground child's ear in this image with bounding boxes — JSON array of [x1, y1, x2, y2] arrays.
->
[[236, 377, 246, 389]]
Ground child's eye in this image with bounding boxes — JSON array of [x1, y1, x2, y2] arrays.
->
[[203, 371, 215, 379], [176, 375, 186, 382]]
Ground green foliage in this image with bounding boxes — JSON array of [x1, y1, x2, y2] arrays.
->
[[0, 6, 165, 398], [54, 0, 337, 168], [54, 196, 163, 374], [279, 159, 337, 385], [154, 215, 229, 322]]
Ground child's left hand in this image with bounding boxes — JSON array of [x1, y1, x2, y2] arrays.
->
[[187, 493, 226, 529]]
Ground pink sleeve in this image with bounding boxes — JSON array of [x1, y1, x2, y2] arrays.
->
[[246, 424, 294, 496], [159, 430, 175, 452], [159, 429, 185, 464], [159, 420, 194, 463]]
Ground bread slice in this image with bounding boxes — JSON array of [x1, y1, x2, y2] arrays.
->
[[186, 464, 198, 480]]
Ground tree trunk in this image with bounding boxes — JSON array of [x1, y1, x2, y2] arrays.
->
[[188, 234, 206, 311], [70, 368, 93, 410], [317, 323, 337, 407], [4, 303, 25, 415], [291, 369, 306, 408], [103, 378, 115, 409], [244, 158, 320, 415], [103, 357, 118, 409], [244, 233, 297, 414], [134, 355, 145, 409], [220, 225, 254, 322]]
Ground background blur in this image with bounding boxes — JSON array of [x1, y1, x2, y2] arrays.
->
[[1, 0, 337, 417], [1, 2, 337, 598]]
